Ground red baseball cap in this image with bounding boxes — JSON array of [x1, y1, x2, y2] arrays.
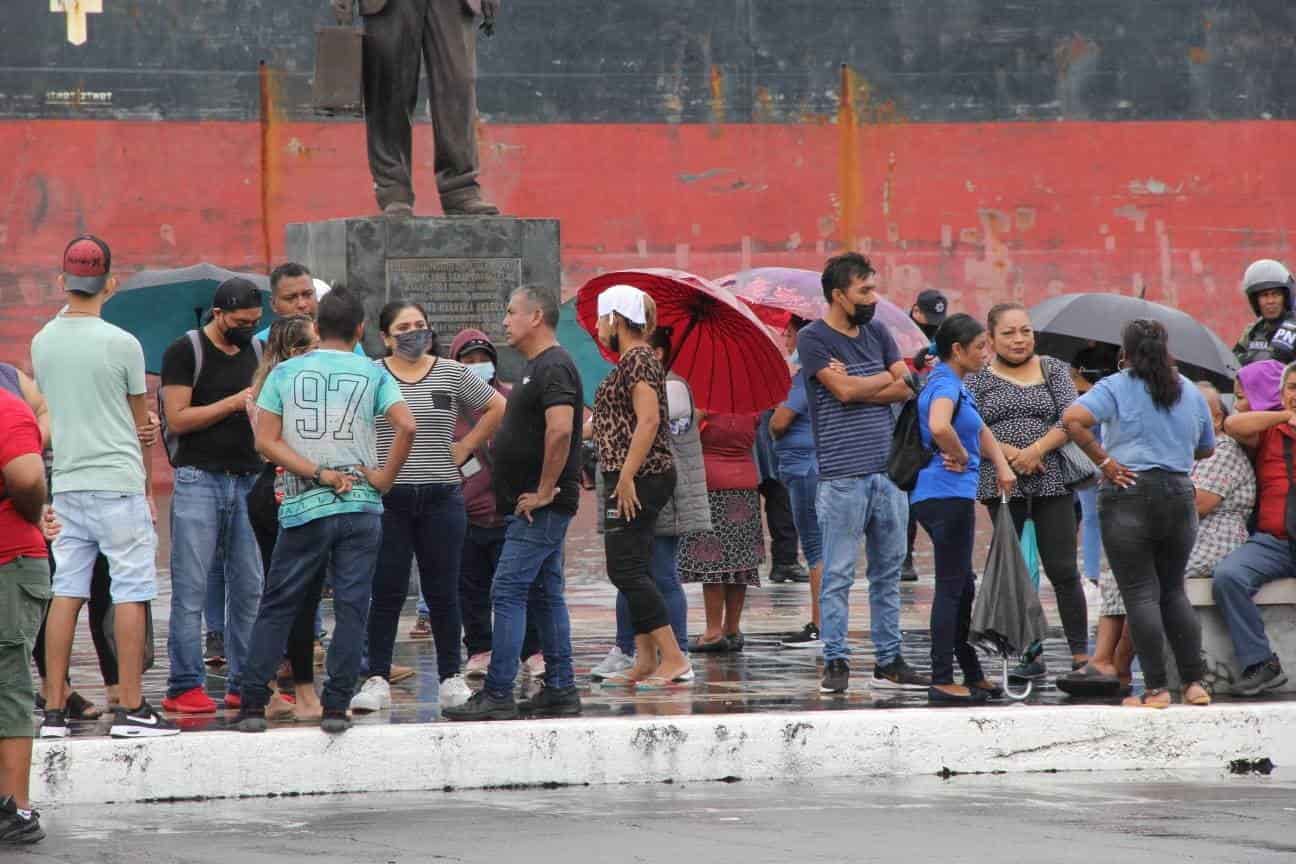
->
[[62, 234, 112, 295]]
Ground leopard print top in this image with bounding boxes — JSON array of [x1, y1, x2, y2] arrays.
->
[[593, 345, 674, 475]]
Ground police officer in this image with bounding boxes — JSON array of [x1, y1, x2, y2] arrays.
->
[[1234, 259, 1295, 365]]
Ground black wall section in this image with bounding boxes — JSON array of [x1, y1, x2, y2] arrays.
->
[[4, 1, 1296, 122]]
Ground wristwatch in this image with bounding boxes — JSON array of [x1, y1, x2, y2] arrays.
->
[[312, 466, 325, 485]]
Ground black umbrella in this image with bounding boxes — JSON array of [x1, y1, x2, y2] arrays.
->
[[1030, 293, 1238, 389], [971, 502, 1049, 700]]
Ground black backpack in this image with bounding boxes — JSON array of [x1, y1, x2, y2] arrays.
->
[[887, 389, 961, 492]]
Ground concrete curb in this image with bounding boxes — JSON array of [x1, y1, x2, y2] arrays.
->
[[33, 703, 1292, 804]]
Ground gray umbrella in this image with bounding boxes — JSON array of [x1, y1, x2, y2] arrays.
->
[[971, 504, 1049, 699], [1030, 292, 1238, 389]]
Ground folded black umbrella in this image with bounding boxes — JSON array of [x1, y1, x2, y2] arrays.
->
[[1031, 293, 1238, 389], [972, 503, 1049, 661]]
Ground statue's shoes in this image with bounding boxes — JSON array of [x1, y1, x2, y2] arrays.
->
[[382, 202, 414, 217]]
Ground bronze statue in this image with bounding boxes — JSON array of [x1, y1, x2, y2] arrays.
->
[[332, 0, 501, 216]]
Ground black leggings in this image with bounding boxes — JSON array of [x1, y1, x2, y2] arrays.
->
[[603, 470, 675, 636], [34, 551, 118, 687], [985, 494, 1089, 657], [247, 465, 322, 684]]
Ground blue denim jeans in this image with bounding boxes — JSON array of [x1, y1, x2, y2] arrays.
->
[[781, 470, 823, 568], [203, 546, 226, 637], [1212, 533, 1296, 669], [616, 536, 688, 655], [368, 483, 466, 681], [1077, 485, 1101, 582], [816, 474, 907, 665], [484, 509, 574, 698], [241, 512, 382, 713], [166, 467, 263, 697], [912, 497, 983, 685]]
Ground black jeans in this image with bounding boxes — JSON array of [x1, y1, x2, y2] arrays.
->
[[1098, 469, 1203, 690], [460, 523, 540, 659], [34, 551, 117, 687], [912, 498, 984, 686], [603, 470, 675, 636], [370, 483, 466, 682], [758, 477, 800, 566], [247, 465, 323, 684], [985, 493, 1088, 657]]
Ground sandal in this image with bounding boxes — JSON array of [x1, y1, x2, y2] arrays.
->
[[37, 691, 103, 720], [1056, 664, 1121, 699], [1183, 681, 1212, 706], [689, 636, 729, 654], [1122, 688, 1170, 709]]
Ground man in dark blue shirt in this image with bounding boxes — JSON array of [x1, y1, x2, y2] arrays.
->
[[798, 253, 930, 695]]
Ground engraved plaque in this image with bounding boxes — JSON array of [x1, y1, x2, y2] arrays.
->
[[386, 257, 521, 355]]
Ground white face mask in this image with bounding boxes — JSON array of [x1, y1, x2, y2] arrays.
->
[[466, 361, 495, 383]]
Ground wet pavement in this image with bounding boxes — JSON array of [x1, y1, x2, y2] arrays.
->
[[23, 771, 1296, 863], [44, 490, 1265, 735]]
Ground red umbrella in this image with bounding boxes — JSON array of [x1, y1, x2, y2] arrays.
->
[[576, 269, 791, 414], [718, 267, 931, 360]]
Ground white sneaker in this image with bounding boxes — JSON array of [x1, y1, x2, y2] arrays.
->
[[590, 647, 633, 681], [522, 653, 546, 678], [464, 651, 492, 679], [349, 675, 391, 713], [438, 674, 472, 707]]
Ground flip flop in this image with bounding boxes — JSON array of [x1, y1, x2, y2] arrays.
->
[[1183, 681, 1212, 706], [1122, 688, 1169, 709], [1056, 665, 1121, 699]]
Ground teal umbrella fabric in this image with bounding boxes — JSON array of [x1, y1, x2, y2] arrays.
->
[[557, 297, 612, 406], [103, 264, 273, 374]]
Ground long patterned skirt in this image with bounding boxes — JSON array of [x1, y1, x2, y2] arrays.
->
[[678, 488, 763, 587]]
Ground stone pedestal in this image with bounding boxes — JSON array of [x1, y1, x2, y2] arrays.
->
[[285, 216, 561, 380]]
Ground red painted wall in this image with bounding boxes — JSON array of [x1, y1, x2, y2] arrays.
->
[[3, 118, 1290, 369]]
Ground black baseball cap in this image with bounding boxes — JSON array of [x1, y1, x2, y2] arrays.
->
[[915, 289, 949, 325], [454, 336, 498, 363], [213, 277, 263, 312], [62, 234, 112, 295]]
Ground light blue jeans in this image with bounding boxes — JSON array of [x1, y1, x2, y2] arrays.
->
[[167, 467, 263, 697], [816, 474, 908, 665], [1078, 485, 1101, 582]]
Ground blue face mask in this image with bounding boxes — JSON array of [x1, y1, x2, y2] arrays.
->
[[467, 361, 495, 383]]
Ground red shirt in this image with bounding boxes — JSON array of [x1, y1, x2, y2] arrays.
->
[[700, 413, 759, 491], [1255, 424, 1296, 541], [0, 389, 48, 566]]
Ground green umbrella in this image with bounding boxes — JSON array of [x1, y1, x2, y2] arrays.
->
[[103, 264, 274, 374], [557, 297, 612, 406]]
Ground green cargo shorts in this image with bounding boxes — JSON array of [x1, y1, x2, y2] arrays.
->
[[0, 557, 52, 739]]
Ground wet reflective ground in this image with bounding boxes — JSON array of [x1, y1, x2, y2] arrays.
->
[[46, 492, 1281, 735], [27, 771, 1296, 863]]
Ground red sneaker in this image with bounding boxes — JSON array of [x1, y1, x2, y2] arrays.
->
[[223, 692, 241, 709], [161, 687, 216, 714]]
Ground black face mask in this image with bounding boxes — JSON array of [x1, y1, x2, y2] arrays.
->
[[849, 302, 876, 327], [226, 323, 257, 348]]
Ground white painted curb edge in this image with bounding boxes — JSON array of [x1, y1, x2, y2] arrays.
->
[[32, 703, 1293, 804]]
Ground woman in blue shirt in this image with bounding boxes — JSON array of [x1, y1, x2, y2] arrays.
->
[[913, 314, 1017, 705], [1063, 319, 1216, 709]]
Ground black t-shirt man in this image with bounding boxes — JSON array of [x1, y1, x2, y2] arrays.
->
[[160, 330, 260, 474], [492, 345, 583, 515]]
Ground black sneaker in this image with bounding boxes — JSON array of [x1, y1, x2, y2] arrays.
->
[[0, 796, 44, 845], [901, 557, 919, 582], [780, 622, 823, 649], [1235, 655, 1288, 697], [1008, 656, 1048, 684], [518, 685, 582, 718], [321, 709, 352, 734], [38, 709, 69, 740], [110, 702, 180, 738], [873, 656, 931, 691], [234, 708, 268, 733], [820, 659, 850, 693], [443, 689, 518, 722], [205, 631, 226, 667], [928, 685, 990, 706], [773, 562, 810, 584]]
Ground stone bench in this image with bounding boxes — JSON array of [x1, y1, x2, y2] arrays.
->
[[1181, 577, 1296, 696]]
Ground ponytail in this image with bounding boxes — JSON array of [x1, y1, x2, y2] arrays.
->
[[1121, 319, 1181, 411]]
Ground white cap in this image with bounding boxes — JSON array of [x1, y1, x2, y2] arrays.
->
[[597, 283, 647, 325], [313, 278, 332, 299]]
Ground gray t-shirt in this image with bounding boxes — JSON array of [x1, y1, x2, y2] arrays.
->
[[32, 314, 148, 495]]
